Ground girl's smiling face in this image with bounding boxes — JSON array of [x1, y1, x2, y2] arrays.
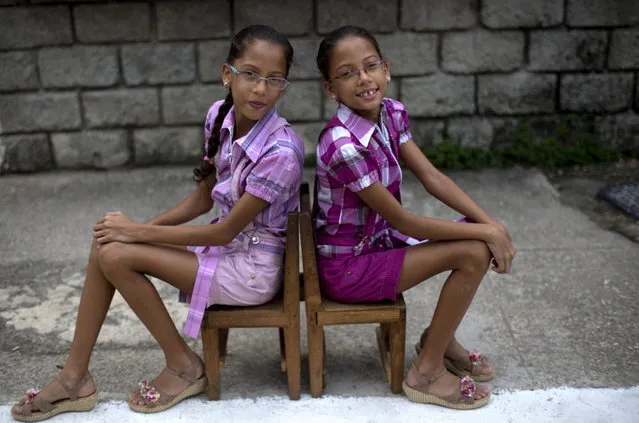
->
[[323, 36, 390, 122], [222, 39, 288, 135]]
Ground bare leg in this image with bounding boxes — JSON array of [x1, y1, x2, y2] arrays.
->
[[96, 242, 202, 405], [397, 240, 491, 401], [12, 241, 113, 415]]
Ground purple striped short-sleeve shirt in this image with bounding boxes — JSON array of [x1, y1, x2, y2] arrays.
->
[[314, 98, 413, 258], [205, 100, 305, 236]]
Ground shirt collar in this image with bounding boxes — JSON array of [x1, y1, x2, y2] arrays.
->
[[336, 101, 389, 148], [220, 105, 282, 162]]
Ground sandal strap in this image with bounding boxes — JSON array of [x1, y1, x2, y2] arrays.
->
[[165, 366, 198, 384], [407, 362, 476, 405]]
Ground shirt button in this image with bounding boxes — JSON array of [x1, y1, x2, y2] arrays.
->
[[250, 275, 256, 279], [347, 271, 352, 275], [251, 235, 260, 244]]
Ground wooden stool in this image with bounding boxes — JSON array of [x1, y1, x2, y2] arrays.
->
[[201, 211, 301, 400]]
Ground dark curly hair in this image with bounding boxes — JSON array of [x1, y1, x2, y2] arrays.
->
[[193, 25, 294, 182]]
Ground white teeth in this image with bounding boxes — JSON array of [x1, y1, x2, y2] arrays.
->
[[358, 89, 377, 97]]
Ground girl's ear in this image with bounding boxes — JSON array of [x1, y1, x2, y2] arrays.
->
[[221, 64, 232, 87], [383, 61, 391, 82], [323, 80, 337, 102]]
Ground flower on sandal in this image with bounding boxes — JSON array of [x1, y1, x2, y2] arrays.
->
[[138, 380, 160, 404], [459, 376, 476, 399], [469, 350, 484, 367], [25, 388, 40, 403]]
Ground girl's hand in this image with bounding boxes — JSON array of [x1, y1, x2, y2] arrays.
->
[[485, 223, 516, 274], [93, 212, 139, 244]]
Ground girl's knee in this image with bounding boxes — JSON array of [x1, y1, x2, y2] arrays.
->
[[461, 240, 491, 273], [97, 242, 129, 273]]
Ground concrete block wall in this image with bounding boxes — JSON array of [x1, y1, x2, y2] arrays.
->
[[1, 0, 638, 174]]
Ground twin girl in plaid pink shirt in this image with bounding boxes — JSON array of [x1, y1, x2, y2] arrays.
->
[[11, 23, 516, 422]]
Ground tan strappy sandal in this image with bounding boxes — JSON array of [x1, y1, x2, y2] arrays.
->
[[11, 366, 98, 422], [415, 342, 496, 382], [402, 362, 490, 410], [128, 365, 207, 413]]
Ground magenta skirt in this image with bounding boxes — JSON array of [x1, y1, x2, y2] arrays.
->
[[317, 239, 408, 303]]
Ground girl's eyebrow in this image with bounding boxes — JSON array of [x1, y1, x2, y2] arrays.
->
[[335, 54, 380, 70], [237, 63, 285, 76]]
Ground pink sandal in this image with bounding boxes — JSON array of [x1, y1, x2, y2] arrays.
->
[[11, 366, 98, 422], [128, 367, 207, 414], [415, 342, 495, 382], [402, 363, 490, 410]]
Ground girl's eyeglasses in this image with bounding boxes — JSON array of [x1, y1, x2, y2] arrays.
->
[[227, 64, 290, 91], [332, 60, 387, 82]]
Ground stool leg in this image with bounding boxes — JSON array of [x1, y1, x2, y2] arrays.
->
[[284, 323, 301, 400], [201, 325, 221, 400], [389, 312, 406, 394], [308, 320, 324, 398]]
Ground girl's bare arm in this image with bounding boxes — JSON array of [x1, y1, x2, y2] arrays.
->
[[399, 140, 497, 225], [145, 174, 217, 226]]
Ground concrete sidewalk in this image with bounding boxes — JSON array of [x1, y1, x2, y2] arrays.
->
[[1, 166, 638, 419]]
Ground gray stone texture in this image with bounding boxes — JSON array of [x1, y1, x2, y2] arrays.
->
[[121, 44, 196, 86], [278, 81, 322, 121], [409, 119, 445, 148], [38, 46, 119, 88], [400, 0, 476, 30], [198, 41, 232, 82], [596, 113, 639, 151], [402, 74, 475, 117], [73, 3, 150, 43], [162, 85, 227, 125], [82, 89, 160, 128], [157, 0, 230, 40], [478, 73, 556, 115], [560, 73, 634, 113], [0, 134, 53, 173], [489, 115, 591, 148], [51, 130, 129, 169], [133, 127, 201, 164], [529, 30, 607, 71], [0, 6, 72, 49], [0, 52, 38, 91], [447, 117, 494, 148], [317, 0, 397, 34], [290, 38, 322, 79], [290, 122, 326, 158], [442, 30, 524, 73], [609, 29, 639, 70], [0, 93, 80, 133], [235, 0, 312, 36], [377, 32, 437, 76], [567, 0, 639, 27], [481, 0, 563, 28]]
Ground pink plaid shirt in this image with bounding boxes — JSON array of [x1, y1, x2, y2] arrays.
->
[[313, 98, 413, 259], [181, 100, 304, 338]]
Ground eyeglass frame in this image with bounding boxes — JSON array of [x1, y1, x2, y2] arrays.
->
[[226, 64, 290, 91], [330, 59, 388, 82]]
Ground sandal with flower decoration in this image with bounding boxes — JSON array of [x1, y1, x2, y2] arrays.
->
[[128, 366, 207, 414], [415, 341, 495, 382], [11, 366, 98, 422], [402, 362, 490, 410]]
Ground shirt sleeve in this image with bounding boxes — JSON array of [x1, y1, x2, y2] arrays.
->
[[245, 144, 302, 204], [385, 98, 413, 145], [322, 126, 380, 192]]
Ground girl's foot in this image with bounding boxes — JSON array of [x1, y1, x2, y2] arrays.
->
[[402, 362, 490, 410], [128, 351, 206, 413], [11, 366, 97, 421], [418, 330, 496, 382]]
